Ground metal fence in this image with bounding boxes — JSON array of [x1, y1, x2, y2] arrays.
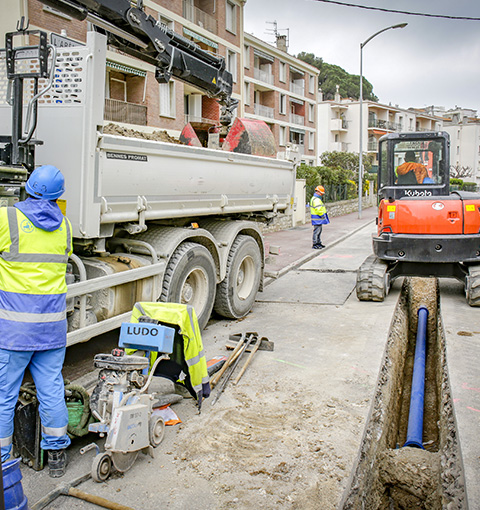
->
[[306, 184, 353, 204], [104, 98, 147, 126]]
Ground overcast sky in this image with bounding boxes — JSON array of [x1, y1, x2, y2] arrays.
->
[[244, 0, 480, 114]]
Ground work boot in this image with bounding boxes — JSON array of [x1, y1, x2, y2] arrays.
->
[[47, 449, 67, 478]]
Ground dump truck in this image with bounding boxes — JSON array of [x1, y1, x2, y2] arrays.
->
[[0, 4, 297, 342], [356, 131, 480, 305]]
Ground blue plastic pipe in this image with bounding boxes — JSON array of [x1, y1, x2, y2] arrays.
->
[[404, 306, 429, 449]]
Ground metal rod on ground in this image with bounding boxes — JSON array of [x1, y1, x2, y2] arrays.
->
[[404, 306, 429, 449], [67, 488, 135, 510], [234, 336, 261, 385], [211, 333, 255, 406], [210, 332, 246, 388]]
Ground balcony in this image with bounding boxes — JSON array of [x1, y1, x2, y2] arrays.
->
[[368, 118, 402, 131], [254, 103, 274, 118], [330, 118, 348, 131], [183, 1, 217, 34], [184, 114, 217, 125], [253, 67, 274, 85], [290, 82, 305, 96], [290, 113, 304, 126], [104, 98, 147, 126], [331, 142, 349, 152]]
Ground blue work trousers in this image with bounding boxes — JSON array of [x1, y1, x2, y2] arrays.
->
[[0, 347, 71, 462], [312, 224, 323, 247]]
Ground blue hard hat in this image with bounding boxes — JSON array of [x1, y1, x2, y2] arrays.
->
[[26, 165, 65, 200]]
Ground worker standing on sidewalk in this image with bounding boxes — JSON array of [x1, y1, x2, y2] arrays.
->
[[0, 165, 72, 477], [309, 185, 330, 249]]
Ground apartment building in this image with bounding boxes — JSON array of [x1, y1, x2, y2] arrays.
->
[[317, 94, 443, 171], [242, 33, 319, 165], [1, 0, 318, 162], [441, 107, 480, 185]]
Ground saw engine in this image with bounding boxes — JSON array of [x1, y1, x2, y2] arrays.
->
[[82, 317, 175, 482]]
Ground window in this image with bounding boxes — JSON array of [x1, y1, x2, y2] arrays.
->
[[244, 45, 250, 69], [309, 132, 315, 150], [226, 1, 237, 34], [279, 126, 286, 146], [227, 50, 237, 83], [279, 94, 286, 115], [309, 75, 315, 94], [279, 62, 286, 82], [308, 103, 314, 122], [244, 82, 250, 105], [159, 81, 175, 117]]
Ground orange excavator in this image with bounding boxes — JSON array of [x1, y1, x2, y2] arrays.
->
[[356, 131, 480, 305]]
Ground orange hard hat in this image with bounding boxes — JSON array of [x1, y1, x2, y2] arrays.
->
[[315, 185, 325, 195]]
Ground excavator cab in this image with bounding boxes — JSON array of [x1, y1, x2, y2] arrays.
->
[[357, 131, 480, 306], [378, 131, 449, 201]]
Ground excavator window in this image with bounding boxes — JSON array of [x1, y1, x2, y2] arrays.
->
[[392, 139, 445, 187]]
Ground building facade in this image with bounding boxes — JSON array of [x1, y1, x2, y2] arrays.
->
[[317, 94, 443, 171], [243, 33, 318, 165], [441, 108, 480, 186]]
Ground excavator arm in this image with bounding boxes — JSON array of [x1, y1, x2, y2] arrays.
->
[[39, 0, 238, 124]]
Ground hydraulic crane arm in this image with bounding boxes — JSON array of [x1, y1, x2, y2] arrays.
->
[[39, 0, 238, 124]]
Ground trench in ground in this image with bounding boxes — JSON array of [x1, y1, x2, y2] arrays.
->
[[341, 277, 467, 509]]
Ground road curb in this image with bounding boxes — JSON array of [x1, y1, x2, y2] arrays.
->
[[264, 218, 375, 286]]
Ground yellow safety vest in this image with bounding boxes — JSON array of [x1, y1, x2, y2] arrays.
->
[[127, 302, 210, 402]]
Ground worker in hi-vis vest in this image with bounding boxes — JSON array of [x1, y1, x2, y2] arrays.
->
[[309, 185, 330, 249], [0, 165, 72, 478]]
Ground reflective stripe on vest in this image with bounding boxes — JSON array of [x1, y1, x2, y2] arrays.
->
[[0, 207, 71, 325], [0, 207, 71, 264], [310, 196, 327, 217]]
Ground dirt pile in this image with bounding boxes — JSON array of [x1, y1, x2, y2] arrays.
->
[[103, 123, 183, 144]]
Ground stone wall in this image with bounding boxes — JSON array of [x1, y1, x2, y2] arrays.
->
[[260, 197, 375, 234]]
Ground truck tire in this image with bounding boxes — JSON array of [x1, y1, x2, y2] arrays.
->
[[161, 242, 216, 329], [466, 266, 480, 306], [214, 235, 262, 319], [356, 255, 390, 302]]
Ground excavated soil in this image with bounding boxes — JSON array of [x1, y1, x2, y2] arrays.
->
[[103, 123, 183, 144]]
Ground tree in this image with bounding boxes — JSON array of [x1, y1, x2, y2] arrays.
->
[[450, 164, 473, 179], [296, 52, 378, 102]]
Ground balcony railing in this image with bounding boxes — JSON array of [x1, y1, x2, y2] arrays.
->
[[253, 67, 274, 85], [184, 114, 217, 125], [254, 103, 274, 118], [331, 142, 349, 152], [290, 113, 304, 126], [104, 98, 147, 126], [368, 118, 402, 131], [183, 1, 217, 34], [290, 82, 305, 96], [330, 118, 348, 131]]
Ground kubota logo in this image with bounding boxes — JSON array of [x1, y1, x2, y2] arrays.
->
[[432, 202, 444, 210]]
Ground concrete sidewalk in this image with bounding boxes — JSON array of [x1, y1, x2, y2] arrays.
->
[[263, 206, 377, 280]]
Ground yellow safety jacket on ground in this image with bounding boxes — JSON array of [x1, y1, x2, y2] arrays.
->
[[0, 205, 72, 350], [128, 302, 210, 405]]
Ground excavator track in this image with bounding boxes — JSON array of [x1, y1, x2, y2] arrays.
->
[[356, 255, 390, 302], [466, 266, 480, 306]]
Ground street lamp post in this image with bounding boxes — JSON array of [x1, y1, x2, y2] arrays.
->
[[358, 23, 407, 219]]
